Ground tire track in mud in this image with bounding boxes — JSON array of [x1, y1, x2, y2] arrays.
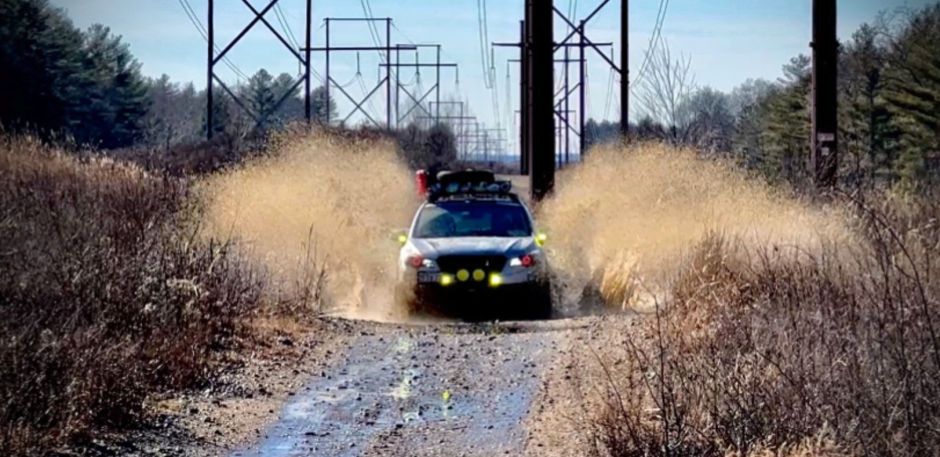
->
[[230, 319, 589, 457]]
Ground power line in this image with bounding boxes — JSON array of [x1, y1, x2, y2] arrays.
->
[[477, 0, 493, 89], [274, 4, 300, 51], [178, 0, 249, 80], [360, 0, 387, 63], [604, 67, 614, 120], [481, 0, 492, 69], [364, 0, 384, 57], [584, 61, 592, 144], [632, 0, 669, 90], [180, 0, 247, 79]]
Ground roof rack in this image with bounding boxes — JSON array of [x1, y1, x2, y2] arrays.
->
[[425, 169, 518, 203]]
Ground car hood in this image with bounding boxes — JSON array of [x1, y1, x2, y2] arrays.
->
[[410, 237, 537, 258]]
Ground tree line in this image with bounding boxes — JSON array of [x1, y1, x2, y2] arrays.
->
[[586, 3, 940, 190], [0, 0, 338, 151]]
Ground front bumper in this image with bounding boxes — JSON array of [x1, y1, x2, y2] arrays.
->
[[415, 282, 548, 320], [400, 267, 551, 321]]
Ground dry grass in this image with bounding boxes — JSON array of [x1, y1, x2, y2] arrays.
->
[[0, 135, 264, 455], [549, 142, 940, 456], [197, 127, 417, 321]]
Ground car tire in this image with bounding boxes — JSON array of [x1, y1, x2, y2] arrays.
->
[[526, 280, 554, 321], [394, 283, 418, 315]]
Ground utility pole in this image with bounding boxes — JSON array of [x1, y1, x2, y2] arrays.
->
[[511, 46, 602, 169], [207, 0, 213, 139], [620, 0, 628, 139], [498, 15, 608, 176], [553, 1, 628, 146], [206, 0, 314, 138], [304, 18, 417, 128], [494, 21, 529, 174], [564, 46, 571, 163], [529, 0, 553, 202], [520, 19, 529, 176], [579, 20, 586, 156], [304, 0, 313, 122], [811, 0, 838, 189]]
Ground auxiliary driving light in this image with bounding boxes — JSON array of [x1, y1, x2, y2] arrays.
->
[[457, 269, 470, 282], [472, 269, 485, 281], [440, 274, 454, 286], [489, 273, 503, 287]]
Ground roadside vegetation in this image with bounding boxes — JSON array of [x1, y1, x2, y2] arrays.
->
[[5, 0, 940, 456], [570, 3, 940, 455], [0, 3, 462, 453], [0, 136, 265, 454], [580, 186, 940, 456]]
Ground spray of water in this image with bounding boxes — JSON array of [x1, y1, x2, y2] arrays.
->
[[538, 142, 854, 314], [197, 131, 855, 323], [198, 130, 418, 321]]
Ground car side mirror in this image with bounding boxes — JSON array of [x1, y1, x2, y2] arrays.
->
[[535, 231, 547, 246]]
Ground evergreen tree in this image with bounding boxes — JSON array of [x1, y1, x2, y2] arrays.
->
[[762, 55, 812, 183], [270, 73, 302, 127], [0, 1, 148, 149], [243, 69, 277, 131], [0, 0, 87, 137], [310, 85, 337, 124], [883, 4, 940, 187]]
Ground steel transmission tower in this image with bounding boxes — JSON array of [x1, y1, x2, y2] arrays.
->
[[519, 0, 628, 202], [206, 0, 316, 139]]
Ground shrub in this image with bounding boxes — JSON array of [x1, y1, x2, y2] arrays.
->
[[0, 136, 264, 454], [588, 190, 940, 456]]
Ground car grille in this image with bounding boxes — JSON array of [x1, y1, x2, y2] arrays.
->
[[436, 255, 507, 273]]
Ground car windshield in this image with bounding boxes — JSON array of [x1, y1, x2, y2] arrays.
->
[[413, 202, 533, 238]]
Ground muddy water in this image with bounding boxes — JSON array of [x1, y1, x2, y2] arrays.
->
[[230, 320, 585, 457]]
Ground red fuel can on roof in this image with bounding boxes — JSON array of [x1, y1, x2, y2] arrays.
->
[[415, 170, 428, 198]]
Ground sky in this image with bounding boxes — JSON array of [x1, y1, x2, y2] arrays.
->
[[50, 0, 931, 155]]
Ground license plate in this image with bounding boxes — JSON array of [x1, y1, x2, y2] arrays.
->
[[417, 271, 440, 283]]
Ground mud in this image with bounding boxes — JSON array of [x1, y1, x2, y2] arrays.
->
[[228, 318, 596, 457]]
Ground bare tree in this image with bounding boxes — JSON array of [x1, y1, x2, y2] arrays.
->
[[678, 86, 736, 154], [635, 38, 697, 144]]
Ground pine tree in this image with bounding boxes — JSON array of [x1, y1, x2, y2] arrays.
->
[[0, 0, 87, 137], [244, 69, 277, 131], [310, 85, 337, 124], [883, 4, 940, 187], [762, 55, 812, 183]]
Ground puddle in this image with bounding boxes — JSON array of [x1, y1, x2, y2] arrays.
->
[[230, 324, 558, 456]]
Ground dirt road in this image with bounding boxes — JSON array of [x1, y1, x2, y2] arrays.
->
[[225, 313, 609, 457]]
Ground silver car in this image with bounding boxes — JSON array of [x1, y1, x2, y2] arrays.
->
[[395, 172, 552, 321]]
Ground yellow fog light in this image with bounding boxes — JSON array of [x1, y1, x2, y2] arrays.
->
[[440, 273, 454, 286], [457, 269, 470, 282], [472, 269, 485, 281], [535, 232, 547, 246], [489, 273, 502, 287]]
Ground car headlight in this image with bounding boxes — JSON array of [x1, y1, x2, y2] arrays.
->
[[509, 253, 538, 268], [404, 255, 437, 269]]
